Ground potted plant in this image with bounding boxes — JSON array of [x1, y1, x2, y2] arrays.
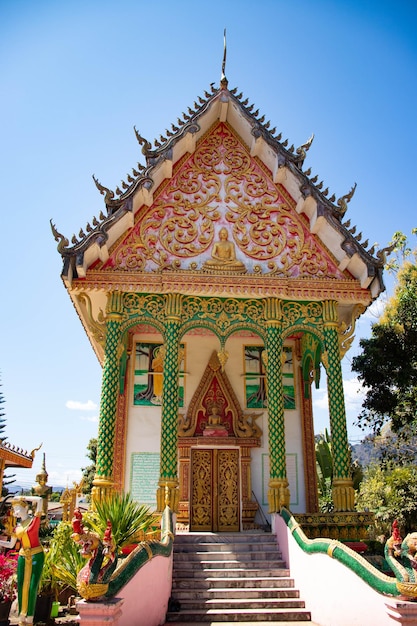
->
[[0, 552, 17, 625]]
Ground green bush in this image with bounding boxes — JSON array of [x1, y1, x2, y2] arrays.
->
[[40, 522, 85, 597], [356, 464, 417, 537]]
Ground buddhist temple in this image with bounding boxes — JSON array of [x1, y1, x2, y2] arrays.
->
[[52, 65, 390, 534]]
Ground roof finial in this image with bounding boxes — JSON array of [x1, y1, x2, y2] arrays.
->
[[220, 28, 228, 89]]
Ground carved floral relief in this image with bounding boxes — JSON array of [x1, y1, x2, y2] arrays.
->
[[100, 123, 346, 279]]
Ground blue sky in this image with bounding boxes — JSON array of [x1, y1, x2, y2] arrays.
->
[[1, 0, 416, 490]]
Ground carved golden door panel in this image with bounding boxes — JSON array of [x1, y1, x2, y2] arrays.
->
[[190, 448, 240, 532]]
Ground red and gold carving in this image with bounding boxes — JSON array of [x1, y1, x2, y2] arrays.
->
[[113, 392, 127, 492], [98, 123, 347, 280]]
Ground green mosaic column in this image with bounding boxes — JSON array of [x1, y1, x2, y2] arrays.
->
[[157, 293, 182, 513], [322, 300, 355, 512], [92, 291, 124, 505], [264, 298, 290, 512]]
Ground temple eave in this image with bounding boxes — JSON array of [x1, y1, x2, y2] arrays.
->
[[70, 272, 373, 305]]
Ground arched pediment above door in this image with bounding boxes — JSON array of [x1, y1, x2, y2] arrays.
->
[[178, 351, 262, 440]]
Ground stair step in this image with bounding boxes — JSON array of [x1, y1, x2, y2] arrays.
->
[[173, 588, 300, 600], [173, 568, 291, 578], [173, 598, 305, 610], [169, 532, 311, 623], [175, 543, 279, 552], [166, 608, 312, 622], [173, 577, 296, 590], [174, 560, 286, 569], [174, 551, 281, 561]]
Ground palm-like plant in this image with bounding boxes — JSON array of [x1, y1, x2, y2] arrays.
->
[[83, 492, 155, 551], [40, 522, 85, 597], [315, 429, 333, 512]]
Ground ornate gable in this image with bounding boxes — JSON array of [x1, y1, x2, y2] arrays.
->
[[51, 78, 392, 361], [95, 123, 346, 280]]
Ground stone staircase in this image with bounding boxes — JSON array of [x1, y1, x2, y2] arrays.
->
[[165, 532, 312, 623]]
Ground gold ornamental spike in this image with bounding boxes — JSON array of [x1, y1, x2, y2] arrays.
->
[[221, 28, 228, 88]]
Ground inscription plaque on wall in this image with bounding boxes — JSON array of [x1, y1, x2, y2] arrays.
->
[[130, 452, 160, 508]]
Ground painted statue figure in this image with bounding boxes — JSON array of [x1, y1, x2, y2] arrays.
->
[[31, 453, 52, 520], [0, 496, 44, 625]]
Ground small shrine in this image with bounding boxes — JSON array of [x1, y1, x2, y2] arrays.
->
[[52, 62, 390, 535]]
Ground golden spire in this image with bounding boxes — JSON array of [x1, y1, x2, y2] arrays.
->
[[220, 28, 228, 89]]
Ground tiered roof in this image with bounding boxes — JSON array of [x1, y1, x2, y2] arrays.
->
[[51, 73, 392, 363], [52, 78, 390, 298]]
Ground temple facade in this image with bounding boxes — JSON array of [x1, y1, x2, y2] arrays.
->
[[53, 74, 389, 532]]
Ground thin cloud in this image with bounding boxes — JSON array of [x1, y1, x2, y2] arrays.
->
[[66, 400, 98, 411], [313, 377, 366, 411], [344, 377, 367, 406], [361, 295, 387, 321], [80, 414, 99, 423], [49, 469, 83, 487]]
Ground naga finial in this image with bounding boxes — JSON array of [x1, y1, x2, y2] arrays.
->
[[133, 126, 152, 155], [220, 28, 228, 89], [50, 219, 69, 254], [376, 242, 396, 266], [30, 443, 42, 459], [337, 182, 357, 216], [92, 174, 115, 205], [296, 133, 314, 167]]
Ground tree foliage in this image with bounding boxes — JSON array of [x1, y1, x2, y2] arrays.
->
[[0, 376, 6, 442], [352, 230, 417, 434], [316, 431, 363, 512], [356, 464, 417, 537], [315, 430, 333, 511], [0, 375, 16, 496], [81, 437, 97, 497]]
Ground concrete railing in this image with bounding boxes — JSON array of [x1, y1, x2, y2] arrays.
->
[[274, 508, 417, 626]]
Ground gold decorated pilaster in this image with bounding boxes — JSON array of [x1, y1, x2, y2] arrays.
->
[[165, 292, 183, 321], [156, 480, 180, 512], [268, 478, 290, 512], [157, 293, 183, 512], [91, 477, 116, 507], [92, 290, 125, 506], [322, 300, 355, 512], [264, 297, 282, 323], [332, 479, 356, 511], [264, 298, 290, 512]]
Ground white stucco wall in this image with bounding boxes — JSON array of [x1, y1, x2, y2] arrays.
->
[[124, 331, 306, 516]]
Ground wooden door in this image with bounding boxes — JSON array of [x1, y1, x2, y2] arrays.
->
[[190, 448, 240, 532]]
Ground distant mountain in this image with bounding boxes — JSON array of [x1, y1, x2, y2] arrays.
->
[[351, 440, 377, 467], [3, 485, 67, 496]]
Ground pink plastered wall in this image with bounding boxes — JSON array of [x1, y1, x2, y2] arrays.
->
[[117, 554, 173, 626]]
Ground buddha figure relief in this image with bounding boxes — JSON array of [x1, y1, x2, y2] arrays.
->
[[203, 402, 228, 437], [203, 227, 245, 272]]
